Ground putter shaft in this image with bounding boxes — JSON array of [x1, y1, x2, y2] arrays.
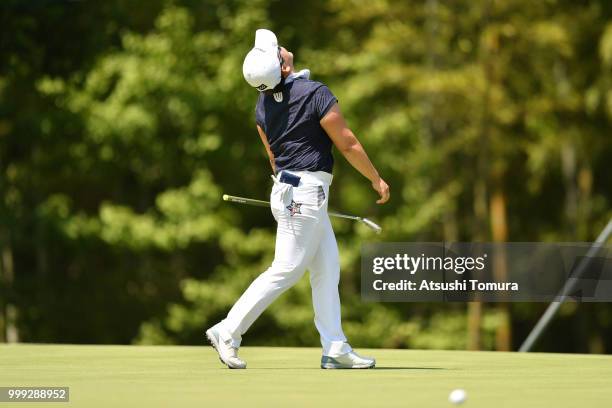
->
[[223, 194, 381, 233]]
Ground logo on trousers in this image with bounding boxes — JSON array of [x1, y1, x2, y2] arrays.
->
[[286, 200, 302, 216]]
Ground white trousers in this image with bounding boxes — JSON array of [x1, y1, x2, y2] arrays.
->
[[217, 170, 352, 357]]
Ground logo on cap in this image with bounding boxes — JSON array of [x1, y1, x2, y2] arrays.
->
[[256, 84, 268, 91]]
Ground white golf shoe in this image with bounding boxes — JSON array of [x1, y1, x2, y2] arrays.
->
[[320, 350, 376, 369], [205, 326, 246, 369]]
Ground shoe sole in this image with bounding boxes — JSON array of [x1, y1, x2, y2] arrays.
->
[[320, 363, 376, 369]]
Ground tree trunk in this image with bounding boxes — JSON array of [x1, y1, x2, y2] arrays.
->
[[577, 166, 593, 240], [469, 179, 487, 350], [0, 265, 4, 343], [466, 302, 482, 350], [468, 0, 495, 350], [561, 139, 578, 238], [1, 243, 18, 343], [490, 187, 511, 351]]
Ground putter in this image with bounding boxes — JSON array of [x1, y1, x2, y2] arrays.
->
[[222, 194, 382, 233]]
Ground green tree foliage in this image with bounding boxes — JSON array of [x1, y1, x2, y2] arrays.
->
[[1, 0, 610, 351]]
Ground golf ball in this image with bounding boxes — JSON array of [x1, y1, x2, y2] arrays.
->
[[449, 389, 467, 404]]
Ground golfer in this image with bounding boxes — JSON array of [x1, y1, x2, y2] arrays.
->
[[206, 29, 390, 369]]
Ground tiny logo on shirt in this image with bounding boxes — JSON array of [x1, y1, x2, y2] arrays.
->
[[273, 91, 283, 102], [286, 200, 302, 216]]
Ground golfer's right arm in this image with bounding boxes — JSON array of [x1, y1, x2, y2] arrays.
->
[[321, 104, 390, 204]]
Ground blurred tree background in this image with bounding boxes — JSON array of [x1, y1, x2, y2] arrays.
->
[[0, 0, 611, 352]]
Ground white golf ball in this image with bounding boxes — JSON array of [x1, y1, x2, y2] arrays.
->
[[449, 389, 467, 404]]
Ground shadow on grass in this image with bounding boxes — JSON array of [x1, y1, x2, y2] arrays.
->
[[249, 366, 448, 370], [374, 366, 447, 370]]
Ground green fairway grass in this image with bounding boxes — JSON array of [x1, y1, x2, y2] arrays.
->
[[1, 344, 611, 407]]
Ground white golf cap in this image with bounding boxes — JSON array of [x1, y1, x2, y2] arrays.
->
[[254, 28, 278, 49], [243, 29, 282, 91]]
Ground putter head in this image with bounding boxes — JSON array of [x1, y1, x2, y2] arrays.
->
[[361, 218, 382, 234]]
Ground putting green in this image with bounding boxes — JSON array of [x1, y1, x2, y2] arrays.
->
[[1, 344, 611, 407]]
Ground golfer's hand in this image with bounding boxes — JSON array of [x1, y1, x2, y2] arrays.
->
[[372, 177, 390, 204]]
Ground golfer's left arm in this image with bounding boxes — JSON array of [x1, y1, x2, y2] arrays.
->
[[321, 103, 390, 204], [257, 125, 275, 173]]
